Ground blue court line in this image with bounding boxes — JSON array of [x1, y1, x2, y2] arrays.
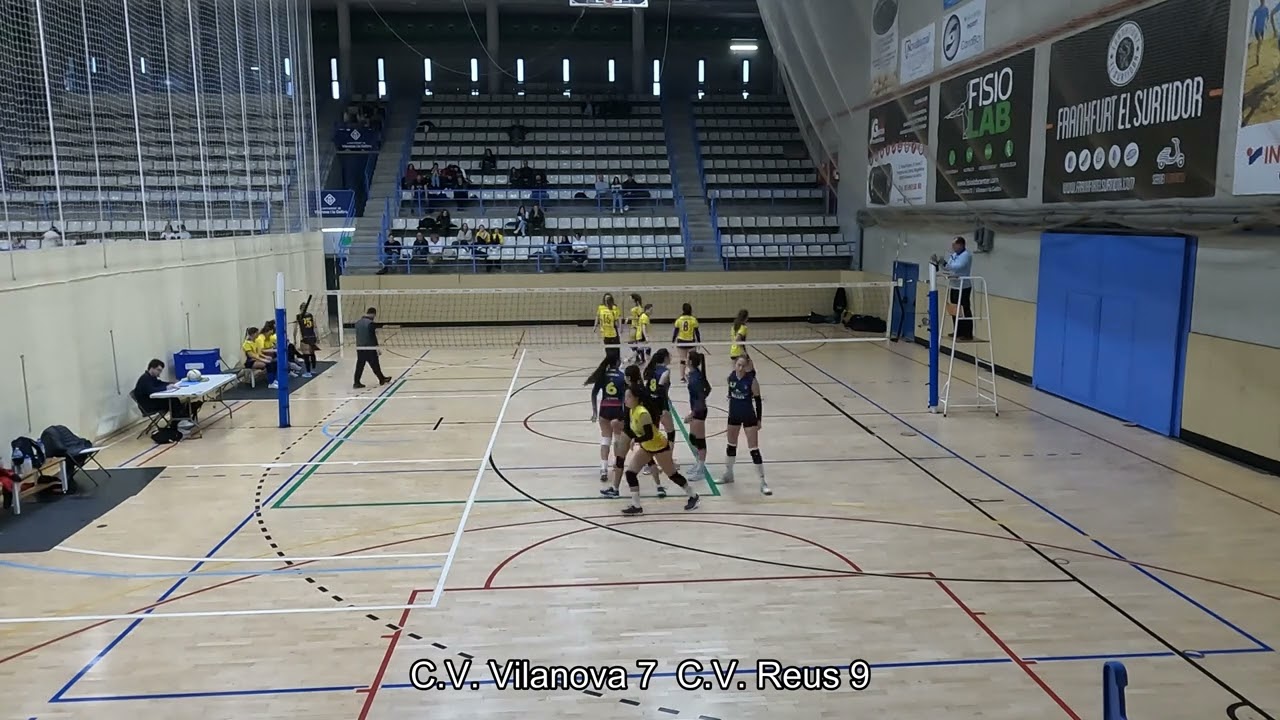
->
[[307, 456, 959, 477], [777, 346, 1274, 652], [49, 350, 431, 703], [0, 559, 441, 580], [52, 646, 1272, 702]]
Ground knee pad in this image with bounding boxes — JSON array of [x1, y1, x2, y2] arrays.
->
[[614, 455, 625, 469], [726, 444, 737, 457], [750, 448, 763, 465], [624, 470, 640, 489], [600, 435, 612, 448], [693, 436, 707, 451]]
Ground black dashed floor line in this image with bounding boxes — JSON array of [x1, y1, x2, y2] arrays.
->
[[250, 395, 709, 717]]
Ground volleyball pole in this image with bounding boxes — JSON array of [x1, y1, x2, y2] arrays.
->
[[275, 271, 291, 428], [927, 262, 939, 412]]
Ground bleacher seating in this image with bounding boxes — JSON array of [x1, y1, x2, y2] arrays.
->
[[693, 94, 847, 267], [377, 93, 684, 272], [5, 93, 300, 244]]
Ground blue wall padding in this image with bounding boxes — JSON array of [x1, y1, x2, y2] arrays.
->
[[1034, 233, 1193, 436]]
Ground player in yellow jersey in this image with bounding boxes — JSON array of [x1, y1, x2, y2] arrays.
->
[[593, 292, 621, 362], [619, 383, 700, 515], [671, 302, 701, 381], [729, 309, 750, 365], [629, 302, 653, 365]]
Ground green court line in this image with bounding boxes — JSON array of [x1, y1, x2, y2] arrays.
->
[[276, 493, 677, 509], [669, 399, 721, 496], [271, 379, 408, 508]]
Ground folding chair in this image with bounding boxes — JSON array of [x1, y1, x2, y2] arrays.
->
[[130, 390, 169, 439]]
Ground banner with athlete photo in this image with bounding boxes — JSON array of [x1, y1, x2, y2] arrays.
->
[[936, 49, 1035, 202], [870, 0, 900, 96], [867, 88, 931, 206], [1041, 0, 1230, 203], [1235, 0, 1280, 194]]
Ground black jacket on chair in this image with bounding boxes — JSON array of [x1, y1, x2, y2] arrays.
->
[[40, 425, 91, 460]]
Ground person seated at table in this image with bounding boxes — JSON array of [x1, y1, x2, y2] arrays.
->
[[134, 359, 200, 419], [261, 320, 303, 376], [243, 326, 279, 390]]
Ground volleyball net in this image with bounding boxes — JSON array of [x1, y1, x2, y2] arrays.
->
[[289, 281, 900, 352]]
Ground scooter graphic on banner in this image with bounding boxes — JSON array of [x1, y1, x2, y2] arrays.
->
[[1156, 137, 1185, 170]]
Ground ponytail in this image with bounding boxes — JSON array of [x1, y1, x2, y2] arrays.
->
[[644, 348, 671, 382], [585, 355, 617, 386]]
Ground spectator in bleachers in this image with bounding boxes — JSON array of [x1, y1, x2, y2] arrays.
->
[[511, 205, 529, 237], [161, 222, 180, 241], [530, 204, 546, 232], [595, 174, 609, 201], [512, 161, 535, 189], [403, 164, 422, 190], [429, 163, 442, 189], [41, 225, 62, 248], [571, 232, 590, 270], [481, 149, 498, 173], [481, 227, 503, 273], [456, 221, 473, 245], [177, 224, 191, 240], [448, 162, 468, 187], [532, 172, 549, 203], [609, 176, 625, 214], [535, 237, 561, 272], [508, 121, 527, 143]]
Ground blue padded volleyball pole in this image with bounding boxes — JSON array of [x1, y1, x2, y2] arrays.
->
[[927, 262, 939, 411], [274, 271, 291, 428]]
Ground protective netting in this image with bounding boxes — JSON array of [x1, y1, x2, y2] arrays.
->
[[0, 0, 319, 248], [292, 282, 896, 351], [756, 0, 1279, 237]]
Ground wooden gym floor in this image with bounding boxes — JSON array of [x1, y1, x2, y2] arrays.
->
[[0, 335, 1277, 720]]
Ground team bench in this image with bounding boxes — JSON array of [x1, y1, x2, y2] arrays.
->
[[6, 457, 71, 515]]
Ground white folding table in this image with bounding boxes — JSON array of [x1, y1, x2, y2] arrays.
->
[[151, 373, 239, 437]]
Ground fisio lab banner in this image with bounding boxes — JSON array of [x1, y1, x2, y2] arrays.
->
[[312, 190, 355, 218], [1041, 0, 1229, 203], [1235, 0, 1280, 194], [936, 49, 1035, 202], [333, 125, 382, 152], [867, 87, 931, 206]]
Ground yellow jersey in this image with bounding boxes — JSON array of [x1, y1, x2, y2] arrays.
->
[[242, 339, 258, 358], [630, 305, 644, 327], [629, 405, 668, 453], [674, 314, 699, 342], [730, 324, 748, 358], [597, 305, 619, 339], [633, 312, 650, 341], [267, 332, 278, 349], [253, 334, 269, 355]]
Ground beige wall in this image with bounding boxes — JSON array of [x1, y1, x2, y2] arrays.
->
[[0, 233, 326, 441], [1182, 334, 1280, 461]]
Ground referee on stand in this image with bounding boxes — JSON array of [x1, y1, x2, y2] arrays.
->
[[932, 236, 974, 341], [353, 307, 392, 389]]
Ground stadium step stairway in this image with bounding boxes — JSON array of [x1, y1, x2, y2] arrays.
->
[[662, 96, 720, 271], [351, 100, 420, 262]]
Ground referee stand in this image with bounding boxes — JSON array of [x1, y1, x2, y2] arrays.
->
[[935, 273, 998, 417]]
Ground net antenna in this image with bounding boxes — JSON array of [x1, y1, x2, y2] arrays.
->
[[296, 281, 902, 354]]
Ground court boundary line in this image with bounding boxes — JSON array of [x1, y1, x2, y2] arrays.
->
[[778, 345, 1275, 651], [51, 547, 449, 563], [47, 349, 433, 702], [426, 349, 527, 609]]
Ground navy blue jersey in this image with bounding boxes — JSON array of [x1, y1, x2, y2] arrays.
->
[[645, 365, 670, 405], [595, 368, 626, 408], [687, 368, 710, 413], [727, 371, 756, 415]]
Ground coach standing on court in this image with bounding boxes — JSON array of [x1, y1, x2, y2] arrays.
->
[[353, 307, 392, 388]]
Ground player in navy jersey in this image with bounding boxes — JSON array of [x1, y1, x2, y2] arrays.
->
[[722, 354, 770, 495], [587, 354, 628, 485], [683, 350, 711, 479]]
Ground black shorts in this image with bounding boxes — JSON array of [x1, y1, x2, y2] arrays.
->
[[599, 405, 625, 421], [301, 335, 318, 349], [727, 411, 758, 428], [603, 336, 620, 346]]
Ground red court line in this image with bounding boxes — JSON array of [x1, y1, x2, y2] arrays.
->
[[356, 589, 421, 719], [455, 570, 933, 593], [933, 575, 1082, 720], [484, 517, 862, 588]]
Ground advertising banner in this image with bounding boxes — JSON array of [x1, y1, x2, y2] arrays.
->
[[867, 88, 931, 206], [940, 0, 985, 69], [871, 0, 901, 96], [936, 49, 1035, 202], [901, 24, 936, 85], [1234, 0, 1280, 194], [312, 190, 355, 218], [333, 125, 382, 152], [1041, 0, 1230, 203]]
